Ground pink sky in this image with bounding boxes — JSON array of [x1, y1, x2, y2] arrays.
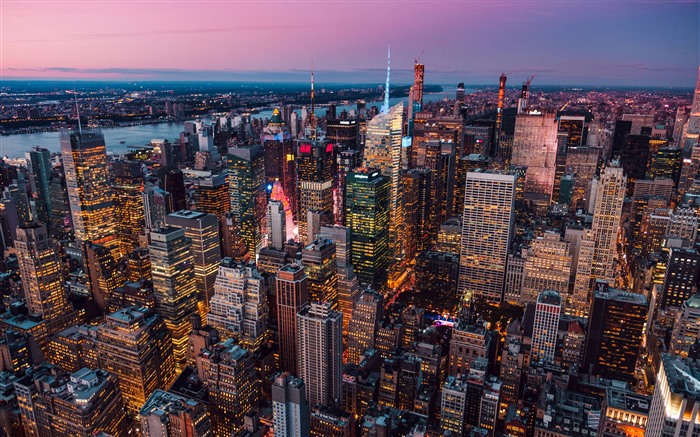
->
[[2, 1, 698, 86]]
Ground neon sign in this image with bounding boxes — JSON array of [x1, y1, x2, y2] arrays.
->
[[326, 143, 334, 153], [299, 144, 312, 154]]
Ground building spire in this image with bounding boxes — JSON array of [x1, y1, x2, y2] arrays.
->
[[381, 45, 390, 114], [310, 59, 316, 139], [73, 87, 82, 134]]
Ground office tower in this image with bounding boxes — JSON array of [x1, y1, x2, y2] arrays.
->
[[378, 353, 421, 410], [26, 147, 52, 225], [196, 339, 260, 435], [449, 317, 496, 377], [140, 389, 212, 437], [670, 295, 700, 357], [531, 290, 561, 364], [296, 140, 334, 244], [192, 173, 229, 219], [228, 145, 266, 256], [441, 374, 468, 435], [403, 168, 434, 258], [262, 109, 296, 213], [437, 217, 462, 255], [559, 115, 586, 148], [412, 140, 455, 225], [48, 165, 71, 239], [149, 227, 199, 368], [276, 264, 308, 375], [267, 200, 286, 251], [25, 367, 127, 437], [208, 259, 267, 352], [583, 282, 647, 382], [164, 169, 187, 212], [661, 248, 700, 310], [94, 307, 175, 416], [165, 211, 220, 318], [521, 232, 572, 305], [309, 405, 355, 437], [668, 206, 698, 241], [143, 183, 171, 232], [297, 302, 343, 408], [327, 119, 359, 151], [620, 134, 652, 193], [85, 242, 125, 312], [680, 68, 700, 150], [60, 128, 119, 252], [345, 169, 390, 290], [414, 251, 460, 310], [364, 103, 405, 276], [302, 238, 338, 307], [15, 223, 76, 335], [347, 289, 383, 365], [272, 372, 310, 437], [221, 211, 249, 262], [565, 146, 600, 209], [458, 170, 516, 303], [647, 354, 700, 436], [566, 227, 596, 318], [335, 149, 360, 225], [648, 147, 682, 183], [319, 225, 359, 331], [591, 165, 626, 282], [411, 63, 425, 117], [511, 111, 559, 199], [112, 161, 144, 255], [599, 386, 650, 437], [127, 247, 152, 281]]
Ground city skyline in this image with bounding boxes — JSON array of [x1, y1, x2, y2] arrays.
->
[[3, 1, 698, 87]]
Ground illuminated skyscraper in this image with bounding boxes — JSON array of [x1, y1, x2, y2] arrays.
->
[[647, 354, 700, 436], [262, 109, 296, 214], [511, 111, 559, 200], [140, 389, 212, 437], [591, 165, 626, 282], [149, 227, 199, 369], [208, 259, 268, 352], [165, 210, 220, 319], [85, 242, 125, 312], [272, 372, 310, 437], [267, 200, 286, 251], [403, 167, 434, 259], [60, 128, 119, 253], [521, 232, 572, 305], [347, 288, 383, 365], [296, 140, 334, 244], [26, 147, 52, 225], [345, 169, 390, 290], [364, 103, 405, 283], [15, 223, 76, 335], [531, 290, 561, 364], [297, 302, 343, 408], [276, 263, 308, 375], [192, 172, 229, 220], [95, 306, 175, 417], [228, 145, 267, 256], [112, 161, 143, 255], [302, 238, 338, 308], [680, 67, 700, 150], [458, 170, 516, 303]]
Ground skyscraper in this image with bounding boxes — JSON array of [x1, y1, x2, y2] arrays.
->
[[521, 232, 572, 305], [296, 140, 334, 244], [267, 199, 286, 251], [272, 372, 310, 437], [458, 170, 516, 303], [112, 161, 144, 255], [345, 169, 390, 290], [60, 128, 119, 253], [140, 389, 212, 437], [165, 210, 220, 319], [228, 145, 267, 256], [15, 223, 76, 335], [192, 172, 230, 220], [647, 354, 700, 436], [680, 67, 700, 150], [149, 227, 199, 368], [26, 147, 52, 225], [208, 259, 268, 352], [511, 111, 559, 200], [531, 290, 561, 364], [302, 238, 338, 308], [297, 302, 343, 408], [276, 263, 308, 375], [364, 103, 405, 286], [661, 247, 700, 310], [347, 288, 383, 365], [591, 165, 626, 282]]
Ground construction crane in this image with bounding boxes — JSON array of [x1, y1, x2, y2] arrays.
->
[[518, 75, 535, 114]]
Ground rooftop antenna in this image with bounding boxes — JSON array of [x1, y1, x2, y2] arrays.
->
[[310, 59, 316, 140], [381, 45, 390, 114], [73, 86, 82, 134]]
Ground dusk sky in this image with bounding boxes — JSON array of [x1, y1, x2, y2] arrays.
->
[[3, 1, 699, 87]]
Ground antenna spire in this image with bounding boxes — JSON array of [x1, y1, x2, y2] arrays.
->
[[310, 59, 316, 140], [382, 45, 391, 114], [73, 87, 82, 134]]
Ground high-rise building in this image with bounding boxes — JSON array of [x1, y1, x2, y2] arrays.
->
[[60, 128, 119, 253], [441, 373, 468, 435], [164, 169, 187, 212], [140, 389, 212, 437], [262, 109, 296, 214], [272, 372, 310, 437], [647, 353, 700, 436], [583, 282, 647, 382], [149, 227, 199, 368], [208, 259, 267, 352], [26, 147, 52, 225], [228, 145, 267, 256], [15, 223, 76, 335], [309, 405, 355, 437], [591, 165, 626, 282], [85, 242, 125, 312], [661, 247, 700, 310], [565, 227, 596, 318], [347, 289, 383, 365], [196, 339, 260, 435], [670, 294, 700, 357], [296, 140, 334, 244], [94, 306, 175, 416], [48, 165, 71, 239], [192, 172, 229, 220], [112, 161, 144, 255], [221, 211, 249, 262], [521, 232, 572, 305], [511, 111, 559, 199], [680, 67, 700, 150], [319, 225, 359, 331], [302, 238, 338, 307], [297, 302, 343, 408], [143, 183, 171, 232], [364, 103, 406, 279], [458, 170, 516, 303], [276, 263, 308, 375], [531, 290, 561, 364], [599, 386, 649, 437], [345, 169, 390, 290], [335, 149, 360, 225], [403, 168, 434, 259], [165, 210, 220, 319], [411, 63, 425, 116], [267, 200, 286, 251]]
